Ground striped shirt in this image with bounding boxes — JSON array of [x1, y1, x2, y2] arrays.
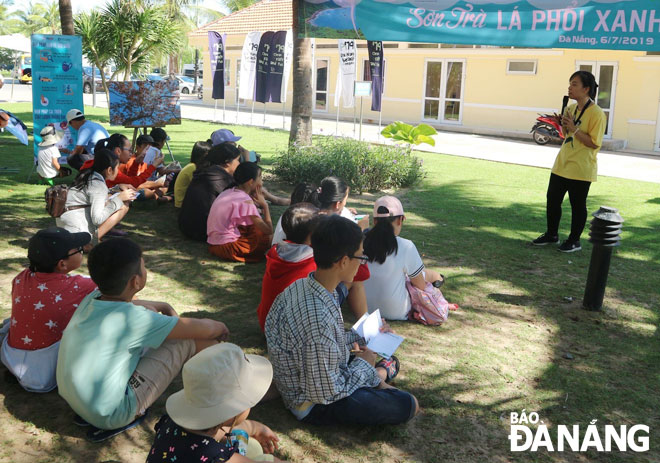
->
[[265, 273, 381, 412]]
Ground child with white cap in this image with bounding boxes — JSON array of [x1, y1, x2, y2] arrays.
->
[[146, 343, 286, 463], [36, 125, 70, 185]]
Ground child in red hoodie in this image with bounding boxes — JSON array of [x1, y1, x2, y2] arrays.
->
[[257, 203, 369, 331]]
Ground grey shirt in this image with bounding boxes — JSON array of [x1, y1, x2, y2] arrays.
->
[[56, 172, 124, 238]]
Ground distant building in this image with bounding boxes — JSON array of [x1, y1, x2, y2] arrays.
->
[[189, 0, 660, 153]]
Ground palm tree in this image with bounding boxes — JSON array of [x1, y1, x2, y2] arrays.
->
[[41, 0, 61, 34], [289, 0, 313, 146], [59, 0, 73, 35], [9, 1, 49, 35], [75, 11, 113, 99]]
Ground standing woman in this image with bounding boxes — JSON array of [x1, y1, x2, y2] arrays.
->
[[56, 149, 133, 242], [532, 71, 607, 252]]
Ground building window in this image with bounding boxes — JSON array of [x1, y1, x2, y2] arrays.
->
[[362, 59, 386, 94], [315, 59, 328, 111], [224, 59, 231, 87], [507, 60, 537, 75], [423, 60, 465, 123], [235, 58, 246, 105]]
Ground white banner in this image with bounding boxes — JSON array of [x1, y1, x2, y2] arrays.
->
[[238, 31, 262, 101], [334, 39, 356, 108], [280, 30, 294, 103]]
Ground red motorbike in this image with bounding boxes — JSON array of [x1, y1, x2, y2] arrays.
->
[[531, 113, 565, 145]]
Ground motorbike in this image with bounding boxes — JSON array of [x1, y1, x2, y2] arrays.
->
[[197, 86, 203, 100], [531, 113, 565, 145]]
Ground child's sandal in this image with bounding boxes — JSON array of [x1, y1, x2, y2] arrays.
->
[[375, 355, 400, 383]]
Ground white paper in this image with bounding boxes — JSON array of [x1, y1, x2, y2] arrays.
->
[[352, 309, 404, 358], [143, 146, 161, 165]]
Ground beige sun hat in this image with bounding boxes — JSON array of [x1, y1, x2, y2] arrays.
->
[[38, 125, 63, 147], [166, 343, 273, 430]]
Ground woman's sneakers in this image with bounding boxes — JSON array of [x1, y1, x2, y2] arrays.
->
[[532, 233, 559, 246], [558, 240, 581, 253]]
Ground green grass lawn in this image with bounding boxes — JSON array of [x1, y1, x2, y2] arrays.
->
[[0, 102, 658, 463]]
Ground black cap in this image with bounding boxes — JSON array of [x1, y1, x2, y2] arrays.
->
[[136, 134, 155, 145], [150, 127, 169, 143], [28, 227, 91, 269]]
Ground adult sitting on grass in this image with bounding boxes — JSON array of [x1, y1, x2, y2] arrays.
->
[[56, 149, 133, 242], [178, 143, 240, 242], [265, 215, 418, 426], [62, 109, 109, 170], [146, 343, 286, 463], [257, 203, 367, 332], [0, 227, 96, 393], [56, 238, 230, 442], [363, 196, 453, 321], [173, 141, 211, 208], [207, 162, 273, 263]]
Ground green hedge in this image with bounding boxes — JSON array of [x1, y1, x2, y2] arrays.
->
[[273, 137, 425, 193]]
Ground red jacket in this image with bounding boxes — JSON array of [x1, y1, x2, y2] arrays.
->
[[80, 159, 156, 188]]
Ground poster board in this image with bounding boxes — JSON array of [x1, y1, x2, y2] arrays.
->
[[108, 80, 181, 127]]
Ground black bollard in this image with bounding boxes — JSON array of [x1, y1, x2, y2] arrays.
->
[[583, 206, 624, 311]]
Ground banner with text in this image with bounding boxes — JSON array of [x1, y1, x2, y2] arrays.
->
[[368, 41, 384, 112], [334, 39, 357, 108], [298, 0, 660, 51], [255, 31, 275, 103], [239, 31, 263, 101], [31, 34, 83, 158], [208, 31, 226, 100]]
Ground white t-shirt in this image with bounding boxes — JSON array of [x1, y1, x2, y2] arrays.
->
[[272, 215, 286, 246], [363, 236, 425, 320], [37, 145, 61, 178]]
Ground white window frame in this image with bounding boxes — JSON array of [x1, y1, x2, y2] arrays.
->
[[314, 57, 330, 113], [421, 58, 466, 125], [576, 60, 618, 139], [361, 58, 387, 95], [506, 59, 537, 75]]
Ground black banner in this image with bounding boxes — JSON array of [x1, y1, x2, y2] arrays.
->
[[266, 31, 288, 103], [254, 31, 274, 104], [208, 32, 225, 100], [368, 40, 383, 112]]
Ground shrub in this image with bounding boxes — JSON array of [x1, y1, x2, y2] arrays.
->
[[273, 137, 425, 193]]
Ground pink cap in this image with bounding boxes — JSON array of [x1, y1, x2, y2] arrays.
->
[[373, 196, 404, 217]]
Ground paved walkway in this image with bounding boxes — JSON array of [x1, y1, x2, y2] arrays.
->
[[4, 86, 658, 184]]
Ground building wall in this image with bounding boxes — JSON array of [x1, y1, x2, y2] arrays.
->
[[191, 34, 660, 153]]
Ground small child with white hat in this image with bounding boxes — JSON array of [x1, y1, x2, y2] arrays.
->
[[37, 125, 70, 185], [146, 343, 287, 463]]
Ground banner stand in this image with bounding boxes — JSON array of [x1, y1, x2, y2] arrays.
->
[[336, 105, 340, 135], [214, 100, 218, 122], [378, 111, 382, 140], [282, 101, 286, 130], [223, 99, 226, 122], [359, 96, 364, 141], [263, 104, 266, 126], [251, 100, 255, 125], [237, 99, 241, 123], [353, 105, 356, 138]]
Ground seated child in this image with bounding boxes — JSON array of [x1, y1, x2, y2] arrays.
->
[[57, 238, 229, 440], [317, 176, 370, 230], [363, 196, 455, 320], [271, 182, 320, 246], [36, 126, 70, 185], [174, 141, 211, 208], [0, 227, 96, 393], [257, 203, 367, 331], [207, 162, 273, 263], [265, 215, 418, 426], [146, 343, 286, 463]]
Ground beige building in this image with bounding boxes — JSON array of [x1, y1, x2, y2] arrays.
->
[[189, 0, 660, 154]]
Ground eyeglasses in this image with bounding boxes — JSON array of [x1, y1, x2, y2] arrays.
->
[[65, 247, 84, 258], [349, 254, 369, 263]]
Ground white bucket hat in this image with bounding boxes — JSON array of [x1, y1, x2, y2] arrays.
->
[[166, 343, 273, 430], [38, 125, 63, 147]]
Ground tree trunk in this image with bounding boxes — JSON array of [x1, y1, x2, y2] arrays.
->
[[168, 54, 179, 75], [288, 0, 313, 147], [59, 0, 74, 35]]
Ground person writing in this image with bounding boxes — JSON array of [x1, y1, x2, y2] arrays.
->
[[532, 71, 606, 253]]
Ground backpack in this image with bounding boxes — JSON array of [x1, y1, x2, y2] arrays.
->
[[405, 279, 449, 325], [45, 185, 69, 218]]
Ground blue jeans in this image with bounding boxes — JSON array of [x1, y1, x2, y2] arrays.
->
[[301, 387, 416, 426]]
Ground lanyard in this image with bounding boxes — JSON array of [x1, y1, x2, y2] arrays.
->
[[572, 99, 592, 127]]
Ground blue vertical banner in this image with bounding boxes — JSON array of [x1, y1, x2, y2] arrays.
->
[[266, 31, 288, 103], [208, 31, 226, 100], [31, 34, 83, 157], [368, 40, 384, 112], [255, 31, 275, 104]]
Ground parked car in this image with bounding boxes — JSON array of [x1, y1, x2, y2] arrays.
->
[[19, 67, 31, 84], [173, 75, 196, 94], [82, 66, 107, 93]]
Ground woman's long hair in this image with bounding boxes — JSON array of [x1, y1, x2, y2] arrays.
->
[[364, 213, 401, 264], [318, 176, 348, 210], [71, 149, 119, 190]]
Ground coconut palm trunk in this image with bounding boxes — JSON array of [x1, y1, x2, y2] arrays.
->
[[288, 0, 313, 147], [59, 0, 74, 35]]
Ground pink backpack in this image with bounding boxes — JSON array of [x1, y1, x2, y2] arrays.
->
[[405, 280, 449, 325]]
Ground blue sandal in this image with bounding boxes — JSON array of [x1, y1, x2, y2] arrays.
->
[[375, 355, 400, 383]]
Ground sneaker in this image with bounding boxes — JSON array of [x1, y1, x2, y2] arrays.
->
[[85, 410, 148, 443], [73, 414, 90, 427], [532, 233, 559, 246], [558, 240, 582, 253]]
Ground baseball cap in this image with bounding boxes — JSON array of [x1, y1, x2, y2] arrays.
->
[[65, 109, 84, 123], [136, 134, 155, 145], [166, 343, 273, 430], [211, 129, 241, 146], [28, 227, 91, 270], [373, 196, 405, 218]]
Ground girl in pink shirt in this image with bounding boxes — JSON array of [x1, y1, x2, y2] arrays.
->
[[207, 162, 273, 263]]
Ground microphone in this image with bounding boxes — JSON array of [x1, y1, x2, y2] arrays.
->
[[561, 95, 569, 117]]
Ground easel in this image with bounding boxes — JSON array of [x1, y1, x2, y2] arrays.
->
[[129, 125, 176, 163]]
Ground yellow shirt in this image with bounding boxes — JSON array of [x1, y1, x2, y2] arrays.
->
[[551, 102, 606, 183], [173, 163, 197, 208]]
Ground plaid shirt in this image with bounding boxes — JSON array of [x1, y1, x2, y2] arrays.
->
[[265, 273, 381, 410]]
